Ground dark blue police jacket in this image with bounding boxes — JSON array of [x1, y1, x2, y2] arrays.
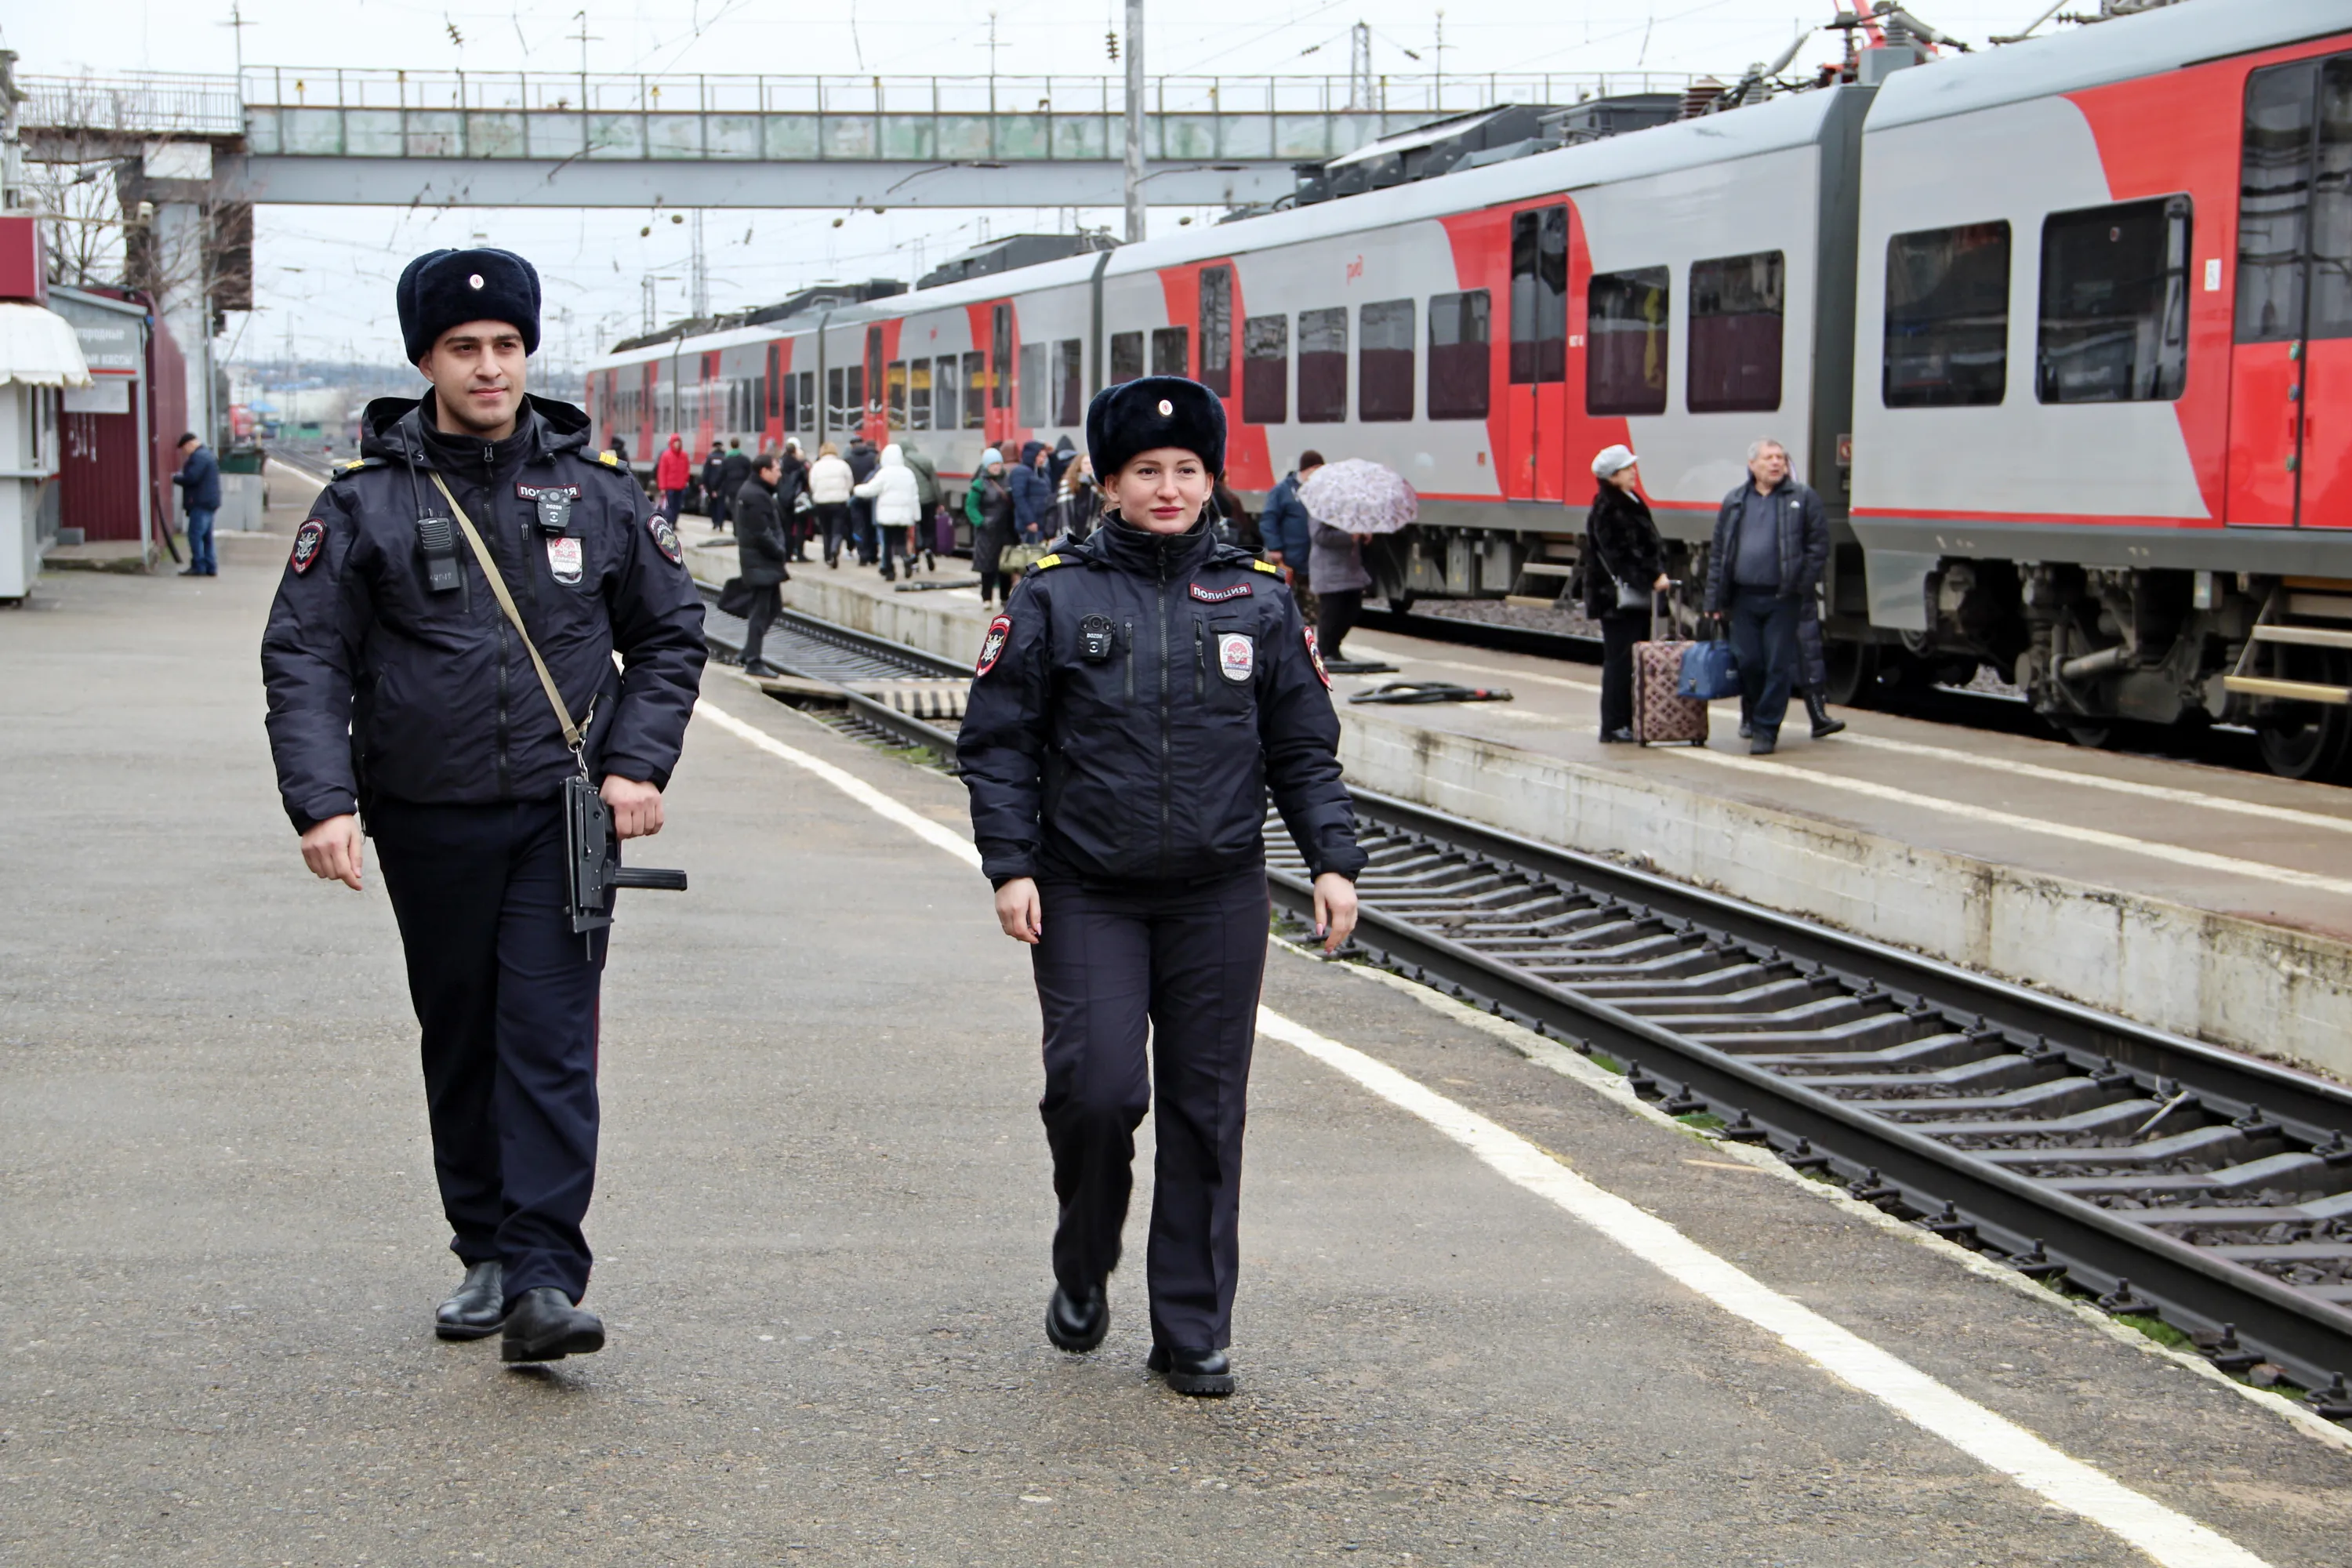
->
[[958, 516, 1367, 887], [260, 393, 706, 832]]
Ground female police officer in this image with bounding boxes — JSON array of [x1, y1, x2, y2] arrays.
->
[[957, 376, 1366, 1396]]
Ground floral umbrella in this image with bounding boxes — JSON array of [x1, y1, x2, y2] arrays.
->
[[1298, 458, 1418, 535]]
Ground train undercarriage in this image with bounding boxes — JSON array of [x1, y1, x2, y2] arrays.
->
[[1363, 521, 2352, 783]]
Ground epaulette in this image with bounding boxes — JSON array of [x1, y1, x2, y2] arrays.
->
[[1250, 557, 1279, 573], [332, 456, 384, 477], [593, 449, 621, 467], [1030, 552, 1074, 572]]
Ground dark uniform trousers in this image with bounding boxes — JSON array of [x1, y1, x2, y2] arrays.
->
[[371, 793, 608, 1302], [1031, 866, 1269, 1352]]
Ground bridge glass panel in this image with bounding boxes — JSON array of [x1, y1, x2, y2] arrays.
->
[[649, 114, 706, 158], [589, 114, 645, 158], [881, 117, 937, 160], [764, 115, 820, 159], [404, 111, 461, 158], [1160, 114, 1218, 160], [331, 109, 392, 156], [244, 108, 283, 155], [528, 111, 586, 157], [707, 114, 761, 158], [823, 116, 877, 159], [466, 112, 525, 158], [1298, 307, 1348, 423], [1243, 314, 1289, 424], [938, 115, 993, 159], [1218, 115, 1275, 160], [1000, 114, 1050, 159], [1052, 118, 1109, 160], [1274, 115, 1332, 160]]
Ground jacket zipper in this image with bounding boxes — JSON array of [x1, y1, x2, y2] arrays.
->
[[1122, 619, 1134, 703], [1156, 547, 1173, 877], [1194, 619, 1205, 699]]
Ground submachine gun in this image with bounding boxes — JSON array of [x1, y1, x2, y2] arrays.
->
[[564, 775, 688, 955]]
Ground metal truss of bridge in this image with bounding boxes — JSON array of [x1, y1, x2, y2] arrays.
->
[[20, 67, 1703, 209]]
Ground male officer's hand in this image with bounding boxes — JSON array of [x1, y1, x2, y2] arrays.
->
[[602, 775, 666, 839], [299, 813, 366, 891], [1312, 871, 1358, 954], [995, 876, 1043, 945]]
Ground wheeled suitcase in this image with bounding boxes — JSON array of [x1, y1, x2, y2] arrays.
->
[[1632, 602, 1709, 746]]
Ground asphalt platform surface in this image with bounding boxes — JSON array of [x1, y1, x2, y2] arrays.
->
[[3, 541, 2349, 1566]]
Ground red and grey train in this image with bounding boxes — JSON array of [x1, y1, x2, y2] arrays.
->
[[588, 0, 2352, 779]]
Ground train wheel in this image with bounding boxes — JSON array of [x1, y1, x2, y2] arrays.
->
[[1820, 639, 1878, 709], [2254, 649, 2352, 781], [2058, 721, 2115, 751]]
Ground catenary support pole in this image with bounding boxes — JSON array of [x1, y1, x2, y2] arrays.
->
[[1123, 0, 1146, 243]]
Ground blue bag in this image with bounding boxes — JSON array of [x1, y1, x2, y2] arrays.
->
[[1677, 641, 1740, 702]]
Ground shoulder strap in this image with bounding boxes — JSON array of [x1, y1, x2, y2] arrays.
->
[[428, 471, 583, 756]]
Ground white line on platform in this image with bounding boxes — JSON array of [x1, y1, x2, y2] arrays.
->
[[1839, 732, 2352, 837], [700, 689, 2274, 1568], [1256, 1010, 2272, 1568], [1682, 746, 2352, 899]]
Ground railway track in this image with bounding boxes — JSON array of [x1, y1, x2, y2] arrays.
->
[[718, 591, 2352, 1417]]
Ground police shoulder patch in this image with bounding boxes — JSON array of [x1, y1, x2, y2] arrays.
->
[[289, 518, 327, 575], [975, 614, 1013, 677], [1304, 625, 1331, 688], [1189, 579, 1252, 603], [648, 512, 684, 565]]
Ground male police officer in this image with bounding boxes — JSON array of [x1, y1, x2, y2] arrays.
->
[[260, 248, 706, 1362]]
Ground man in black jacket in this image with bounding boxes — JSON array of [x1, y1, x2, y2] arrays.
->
[[702, 442, 728, 531], [717, 440, 753, 534], [260, 247, 706, 1362], [845, 435, 880, 564], [1703, 439, 1828, 755], [733, 452, 789, 677]]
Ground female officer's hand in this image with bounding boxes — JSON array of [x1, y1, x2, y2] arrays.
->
[[1312, 871, 1359, 954], [995, 876, 1043, 944]]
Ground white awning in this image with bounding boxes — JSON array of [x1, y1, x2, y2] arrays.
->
[[0, 302, 96, 388]]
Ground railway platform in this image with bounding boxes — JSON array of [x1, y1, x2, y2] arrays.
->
[[678, 521, 2352, 1085], [5, 532, 2351, 1566]]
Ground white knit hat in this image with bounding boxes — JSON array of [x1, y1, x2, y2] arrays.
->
[[1592, 443, 1638, 479]]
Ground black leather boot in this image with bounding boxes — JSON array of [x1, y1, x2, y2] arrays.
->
[[1805, 687, 1846, 739], [1045, 1284, 1108, 1353], [1146, 1343, 1236, 1397], [500, 1287, 605, 1363], [434, 1260, 506, 1341]]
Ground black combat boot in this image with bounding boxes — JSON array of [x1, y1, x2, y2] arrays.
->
[[1045, 1283, 1108, 1353], [1804, 687, 1846, 739], [500, 1287, 605, 1363], [434, 1260, 506, 1341], [1147, 1343, 1236, 1397]]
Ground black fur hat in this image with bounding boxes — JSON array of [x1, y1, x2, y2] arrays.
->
[[1085, 376, 1226, 479], [396, 247, 541, 364]]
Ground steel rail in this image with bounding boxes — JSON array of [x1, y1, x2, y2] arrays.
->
[[1266, 789, 2352, 1410]]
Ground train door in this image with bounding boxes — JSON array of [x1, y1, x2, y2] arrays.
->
[[1503, 205, 1568, 502], [989, 303, 1014, 447], [2227, 54, 2352, 528]]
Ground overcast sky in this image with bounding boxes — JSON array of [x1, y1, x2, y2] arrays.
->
[[7, 0, 2080, 372]]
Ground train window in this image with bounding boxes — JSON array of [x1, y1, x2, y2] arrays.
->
[[826, 366, 846, 430], [1243, 314, 1289, 424], [1360, 299, 1416, 422], [962, 350, 988, 428], [1200, 266, 1234, 395], [887, 361, 909, 427], [991, 306, 1014, 408], [933, 357, 960, 432], [845, 365, 865, 426], [2038, 198, 2190, 404], [1110, 330, 1145, 383], [1510, 205, 1567, 384], [1688, 251, 1784, 413], [1427, 289, 1490, 419], [1884, 222, 2011, 407], [1018, 341, 1048, 426], [1053, 339, 1084, 425], [1588, 267, 1671, 416], [1152, 325, 1190, 377], [782, 368, 800, 432], [798, 371, 815, 432], [909, 358, 932, 430], [768, 346, 781, 419], [1298, 307, 1348, 423]]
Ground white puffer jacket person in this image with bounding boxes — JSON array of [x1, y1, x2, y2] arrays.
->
[[805, 442, 855, 503], [853, 443, 924, 527]]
